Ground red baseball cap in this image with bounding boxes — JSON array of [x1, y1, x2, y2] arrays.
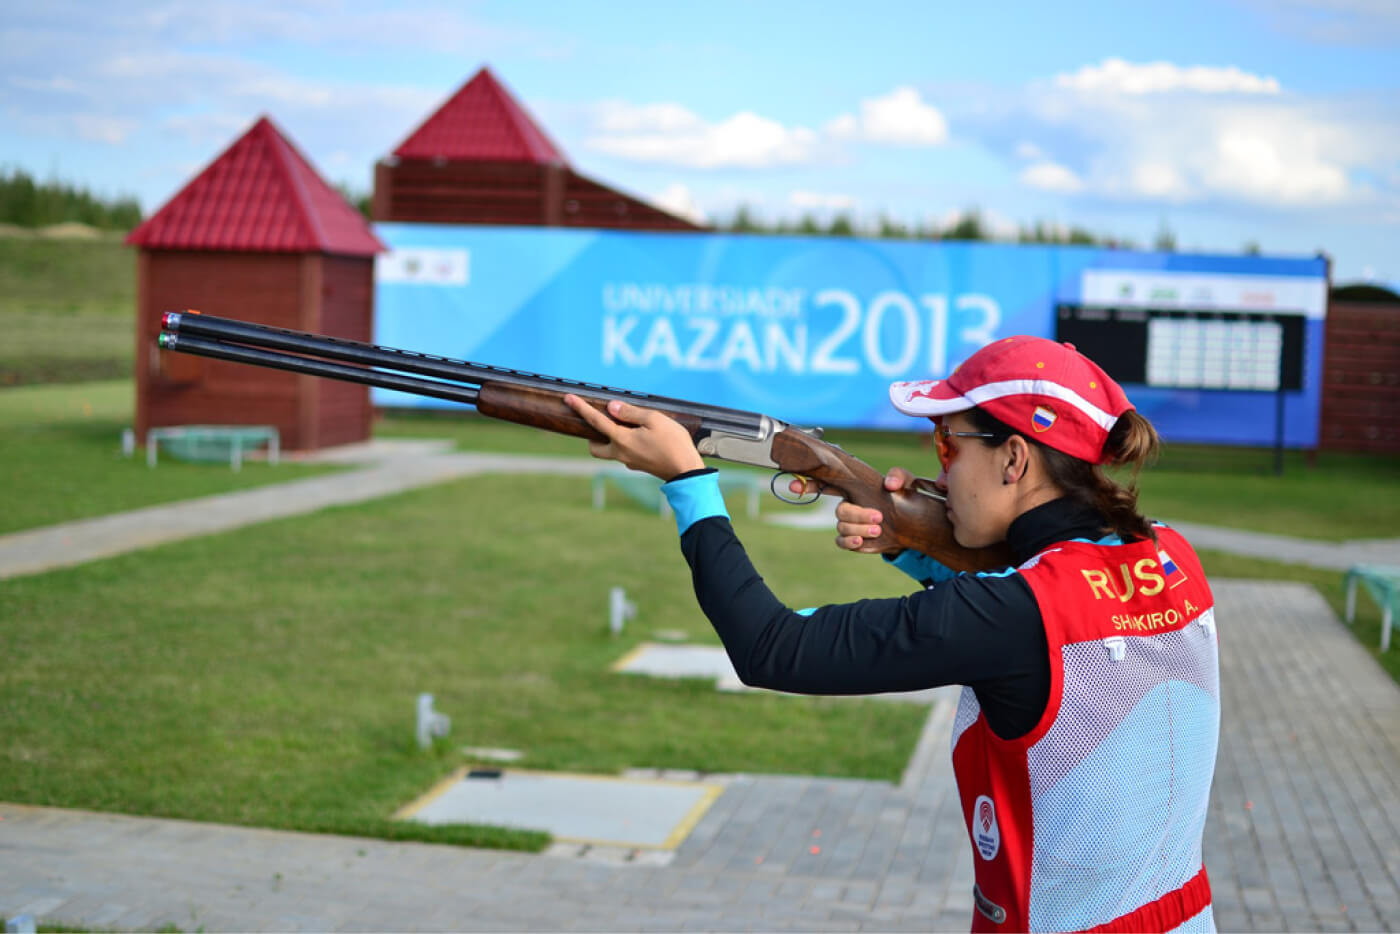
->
[[888, 336, 1134, 464]]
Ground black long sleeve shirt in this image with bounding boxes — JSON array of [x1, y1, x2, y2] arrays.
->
[[678, 492, 1115, 740]]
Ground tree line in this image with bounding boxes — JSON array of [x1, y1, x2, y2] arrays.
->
[[717, 204, 1196, 251], [1, 165, 1232, 255], [0, 168, 143, 231]]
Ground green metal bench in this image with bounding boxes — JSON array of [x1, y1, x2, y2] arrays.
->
[[146, 425, 280, 472], [1344, 564, 1400, 652]]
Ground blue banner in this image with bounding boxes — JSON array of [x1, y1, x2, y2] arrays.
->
[[372, 224, 1328, 447]]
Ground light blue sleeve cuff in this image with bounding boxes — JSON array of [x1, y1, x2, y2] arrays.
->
[[887, 549, 960, 585], [661, 471, 731, 536]]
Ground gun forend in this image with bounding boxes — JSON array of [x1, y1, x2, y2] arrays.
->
[[475, 383, 704, 443]]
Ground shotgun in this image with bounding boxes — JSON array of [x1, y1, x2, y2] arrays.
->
[[157, 312, 1013, 572]]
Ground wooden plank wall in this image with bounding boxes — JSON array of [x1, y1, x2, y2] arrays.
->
[[373, 159, 702, 231], [1319, 301, 1400, 453], [314, 256, 374, 448], [136, 250, 373, 451]]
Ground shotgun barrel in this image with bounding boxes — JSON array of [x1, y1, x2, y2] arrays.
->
[[161, 312, 772, 442], [156, 331, 485, 407]]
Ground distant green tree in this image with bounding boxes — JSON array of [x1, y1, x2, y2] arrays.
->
[[795, 213, 822, 235], [943, 209, 987, 241], [1242, 240, 1261, 255], [877, 214, 910, 239], [335, 183, 372, 219], [1067, 226, 1098, 246], [827, 213, 855, 237], [1018, 221, 1050, 244], [0, 167, 142, 230], [915, 220, 942, 241], [1154, 220, 1178, 252], [727, 203, 764, 233]]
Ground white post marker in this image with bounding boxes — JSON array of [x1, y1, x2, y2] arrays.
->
[[415, 693, 451, 749], [610, 586, 637, 636]]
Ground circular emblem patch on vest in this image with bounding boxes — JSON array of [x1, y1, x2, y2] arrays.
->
[[973, 794, 1001, 860]]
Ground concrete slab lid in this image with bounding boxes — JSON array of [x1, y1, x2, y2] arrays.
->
[[611, 642, 736, 679], [396, 768, 723, 850]]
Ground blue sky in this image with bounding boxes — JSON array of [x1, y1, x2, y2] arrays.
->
[[4, 0, 1397, 286]]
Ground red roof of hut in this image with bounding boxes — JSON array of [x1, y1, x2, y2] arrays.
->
[[127, 116, 383, 256], [392, 67, 568, 165]]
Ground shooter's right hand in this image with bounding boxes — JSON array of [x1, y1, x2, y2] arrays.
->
[[787, 466, 918, 554]]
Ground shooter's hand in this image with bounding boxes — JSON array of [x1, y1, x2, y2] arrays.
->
[[788, 466, 918, 554], [564, 394, 705, 481]]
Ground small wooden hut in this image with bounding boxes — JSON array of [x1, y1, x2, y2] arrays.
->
[[372, 67, 702, 231], [127, 115, 384, 451], [1319, 286, 1400, 453]]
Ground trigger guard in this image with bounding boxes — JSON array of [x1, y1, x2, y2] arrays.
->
[[772, 471, 823, 505]]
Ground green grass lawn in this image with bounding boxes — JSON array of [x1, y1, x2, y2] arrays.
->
[[0, 472, 925, 848], [0, 381, 343, 535], [0, 237, 136, 385]]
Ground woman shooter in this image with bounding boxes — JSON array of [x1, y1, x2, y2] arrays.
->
[[564, 335, 1220, 934]]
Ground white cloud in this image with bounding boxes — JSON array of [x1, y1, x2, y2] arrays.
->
[[19, 1, 550, 56], [789, 190, 859, 212], [1198, 116, 1351, 203], [653, 183, 707, 225], [1055, 58, 1281, 95], [162, 112, 260, 147], [586, 85, 950, 170], [1125, 162, 1191, 200], [8, 75, 81, 93], [1015, 141, 1046, 161], [1020, 162, 1085, 194], [825, 86, 948, 145], [586, 101, 819, 169], [72, 113, 138, 144], [595, 102, 699, 134], [1007, 61, 1391, 208]]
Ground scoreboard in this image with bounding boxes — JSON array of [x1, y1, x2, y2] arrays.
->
[[1055, 305, 1306, 392]]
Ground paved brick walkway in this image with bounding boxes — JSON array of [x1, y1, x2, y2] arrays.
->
[[4, 581, 1398, 931]]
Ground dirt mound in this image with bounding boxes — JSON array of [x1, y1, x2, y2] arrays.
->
[[39, 222, 104, 240]]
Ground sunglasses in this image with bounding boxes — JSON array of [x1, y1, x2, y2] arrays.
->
[[933, 424, 1001, 470]]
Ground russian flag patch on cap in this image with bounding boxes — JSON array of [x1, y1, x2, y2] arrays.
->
[[1032, 405, 1057, 432], [1159, 549, 1188, 589]]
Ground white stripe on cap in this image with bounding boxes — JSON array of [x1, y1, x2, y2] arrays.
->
[[962, 379, 1117, 430]]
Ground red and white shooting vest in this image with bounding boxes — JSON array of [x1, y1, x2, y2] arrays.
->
[[952, 526, 1219, 932]]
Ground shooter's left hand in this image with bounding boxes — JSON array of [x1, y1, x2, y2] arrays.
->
[[563, 394, 705, 481]]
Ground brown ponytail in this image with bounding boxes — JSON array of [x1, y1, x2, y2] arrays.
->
[[967, 408, 1161, 543]]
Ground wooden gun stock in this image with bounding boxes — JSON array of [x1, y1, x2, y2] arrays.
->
[[771, 428, 1014, 572]]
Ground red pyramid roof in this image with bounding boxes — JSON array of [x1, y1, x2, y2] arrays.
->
[[127, 116, 383, 256], [392, 67, 568, 165]]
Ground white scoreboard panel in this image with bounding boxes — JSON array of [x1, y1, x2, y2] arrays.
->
[[1055, 306, 1305, 392], [1145, 316, 1285, 390]]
